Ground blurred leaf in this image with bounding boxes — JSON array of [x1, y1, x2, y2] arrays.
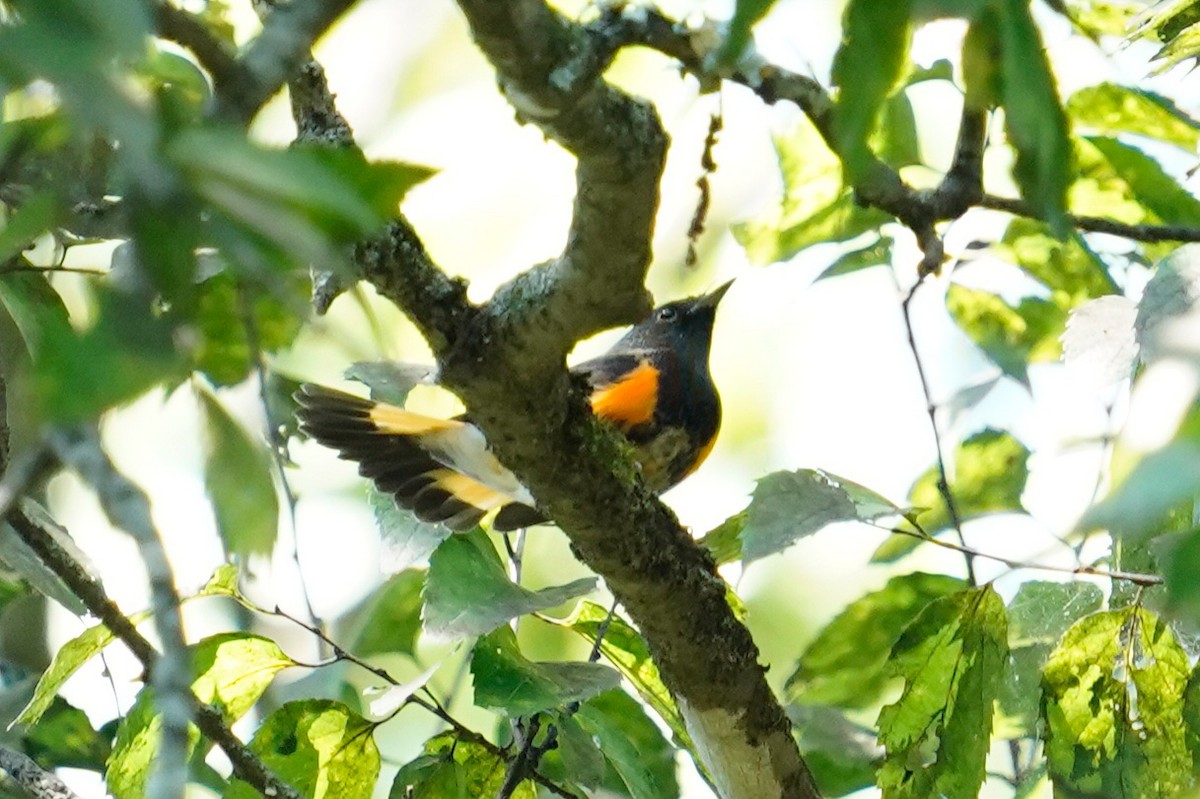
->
[[946, 284, 1065, 384], [815, 234, 894, 281], [199, 388, 279, 557], [224, 700, 379, 799], [962, 9, 1001, 110], [997, 644, 1050, 738], [32, 286, 186, 422], [1007, 581, 1104, 646], [831, 0, 913, 180], [1060, 0, 1144, 36], [789, 705, 880, 797], [344, 361, 433, 405], [23, 696, 111, 771], [18, 611, 150, 725], [998, 219, 1116, 302], [1088, 136, 1200, 227], [0, 272, 70, 361], [470, 626, 619, 716], [193, 273, 305, 387], [575, 690, 679, 799], [1042, 607, 1192, 799], [108, 633, 293, 799], [696, 511, 746, 565], [875, 93, 921, 169], [370, 487, 452, 574], [1082, 439, 1200, 540], [422, 531, 595, 641], [997, 0, 1071, 231], [1152, 24, 1200, 71], [1136, 243, 1200, 365], [348, 569, 424, 658], [541, 713, 606, 793], [0, 190, 60, 264], [391, 732, 533, 799], [786, 572, 966, 707], [1067, 84, 1200, 151], [740, 468, 902, 561], [1163, 528, 1200, 621], [734, 119, 889, 264], [137, 48, 211, 111], [906, 428, 1030, 537], [876, 586, 1008, 799], [0, 500, 89, 614], [715, 0, 777, 67], [1062, 295, 1139, 392], [197, 563, 242, 599]]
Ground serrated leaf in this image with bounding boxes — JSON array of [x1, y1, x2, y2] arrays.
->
[[470, 627, 619, 716], [370, 487, 452, 573], [422, 531, 595, 641], [224, 700, 379, 799], [1061, 0, 1143, 36], [199, 388, 279, 556], [392, 732, 534, 799], [876, 586, 1008, 799], [1042, 607, 1192, 799], [348, 569, 423, 658], [1062, 294, 1139, 392], [946, 284, 1065, 385], [1007, 581, 1104, 646], [734, 118, 889, 265], [344, 361, 433, 405], [786, 572, 966, 707], [1067, 83, 1200, 151], [831, 0, 913, 180], [740, 468, 901, 561], [108, 633, 293, 799], [789, 705, 880, 797], [575, 690, 679, 799], [997, 0, 1071, 231]]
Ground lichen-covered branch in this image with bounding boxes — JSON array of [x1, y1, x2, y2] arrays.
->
[[0, 743, 83, 799]]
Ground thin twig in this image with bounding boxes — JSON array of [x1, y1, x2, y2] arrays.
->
[[897, 279, 977, 585], [980, 194, 1200, 243]]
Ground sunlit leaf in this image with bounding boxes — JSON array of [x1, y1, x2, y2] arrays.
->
[[1088, 136, 1200, 228], [224, 700, 379, 799], [1067, 84, 1200, 151], [1042, 607, 1192, 799], [422, 531, 595, 641], [696, 511, 746, 565], [786, 572, 966, 707], [1007, 581, 1104, 646], [470, 626, 619, 716], [946, 284, 1065, 384], [1061, 294, 1139, 392], [876, 586, 1008, 799], [199, 388, 279, 557], [997, 219, 1116, 302], [815, 234, 894, 281], [391, 732, 533, 799]]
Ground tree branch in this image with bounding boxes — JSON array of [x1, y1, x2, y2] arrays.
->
[[0, 743, 84, 799], [979, 194, 1200, 243], [152, 2, 243, 96]]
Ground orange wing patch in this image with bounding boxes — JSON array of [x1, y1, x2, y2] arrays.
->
[[589, 361, 659, 429]]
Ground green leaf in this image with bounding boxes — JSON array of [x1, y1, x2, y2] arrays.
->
[[815, 234, 894, 282], [696, 511, 747, 565], [422, 531, 595, 640], [575, 690, 680, 799], [1007, 581, 1104, 646], [831, 0, 913, 180], [789, 705, 879, 797], [733, 119, 889, 265], [31, 286, 186, 422], [199, 388, 279, 557], [904, 428, 1030, 540], [1060, 0, 1144, 36], [876, 586, 1009, 799], [997, 219, 1116, 301], [1162, 528, 1200, 621], [108, 633, 293, 799], [23, 696, 112, 771], [391, 732, 533, 799], [946, 284, 1066, 384], [348, 569, 424, 658], [193, 273, 305, 387], [0, 190, 60, 264], [715, 0, 777, 68], [1067, 83, 1200, 151], [224, 700, 379, 799], [1087, 135, 1200, 228], [0, 272, 70, 361], [1082, 435, 1200, 540], [740, 468, 902, 561], [541, 713, 607, 792], [997, 643, 1051, 738], [1042, 607, 1192, 799], [996, 0, 1071, 231], [469, 627, 619, 716], [786, 572, 966, 707], [369, 487, 452, 573], [17, 612, 150, 726]]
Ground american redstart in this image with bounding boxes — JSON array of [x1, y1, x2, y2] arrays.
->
[[296, 280, 731, 531]]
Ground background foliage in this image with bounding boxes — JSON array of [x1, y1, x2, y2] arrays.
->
[[2, 0, 1200, 798]]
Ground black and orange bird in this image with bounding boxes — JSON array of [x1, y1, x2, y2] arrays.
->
[[295, 280, 732, 532]]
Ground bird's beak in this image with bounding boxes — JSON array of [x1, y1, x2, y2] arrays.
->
[[697, 279, 734, 310]]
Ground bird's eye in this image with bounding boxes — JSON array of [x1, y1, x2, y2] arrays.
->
[[657, 307, 678, 322]]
